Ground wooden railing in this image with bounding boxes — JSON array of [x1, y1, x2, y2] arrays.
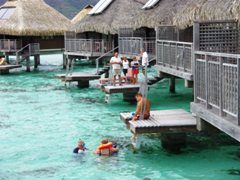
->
[[0, 39, 21, 52], [156, 40, 193, 73], [65, 39, 114, 55], [194, 51, 240, 125], [119, 37, 155, 56], [16, 43, 40, 64]]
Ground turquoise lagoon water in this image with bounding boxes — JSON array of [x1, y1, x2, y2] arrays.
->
[[0, 55, 240, 180]]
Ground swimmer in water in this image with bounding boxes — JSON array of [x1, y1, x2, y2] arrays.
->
[[73, 139, 87, 154], [95, 138, 119, 156]]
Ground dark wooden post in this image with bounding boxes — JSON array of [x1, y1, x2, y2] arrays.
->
[[26, 57, 30, 72], [169, 77, 176, 93], [34, 55, 38, 69], [77, 80, 90, 88]]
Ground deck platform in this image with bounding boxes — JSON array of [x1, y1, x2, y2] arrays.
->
[[56, 73, 101, 88], [0, 65, 22, 74], [120, 109, 197, 134], [155, 65, 193, 82], [103, 84, 140, 94], [191, 103, 240, 142]]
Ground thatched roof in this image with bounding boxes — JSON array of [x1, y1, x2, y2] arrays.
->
[[0, 0, 71, 36], [70, 0, 148, 35], [131, 0, 189, 30], [71, 4, 93, 24], [173, 0, 240, 29]]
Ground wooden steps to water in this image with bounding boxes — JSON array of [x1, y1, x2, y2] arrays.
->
[[120, 109, 197, 134]]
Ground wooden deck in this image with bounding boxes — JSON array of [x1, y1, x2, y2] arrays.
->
[[120, 109, 197, 134], [192, 103, 240, 142], [0, 65, 22, 74], [56, 73, 100, 81], [0, 65, 22, 70], [103, 84, 140, 94], [155, 65, 193, 81]]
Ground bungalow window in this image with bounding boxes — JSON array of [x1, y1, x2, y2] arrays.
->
[[0, 7, 16, 20], [88, 0, 113, 15], [142, 0, 160, 9]]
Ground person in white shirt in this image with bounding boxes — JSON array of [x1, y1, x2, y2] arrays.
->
[[110, 52, 122, 86], [122, 56, 129, 83], [140, 48, 149, 76]]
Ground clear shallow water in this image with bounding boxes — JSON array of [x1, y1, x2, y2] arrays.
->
[[0, 56, 240, 180]]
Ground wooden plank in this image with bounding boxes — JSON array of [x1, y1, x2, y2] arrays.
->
[[191, 102, 240, 142], [104, 84, 140, 94], [155, 65, 193, 81], [0, 65, 21, 70], [56, 73, 100, 81]]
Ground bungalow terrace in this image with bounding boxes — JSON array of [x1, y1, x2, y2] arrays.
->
[[172, 0, 240, 142], [0, 0, 70, 71], [65, 0, 146, 64]]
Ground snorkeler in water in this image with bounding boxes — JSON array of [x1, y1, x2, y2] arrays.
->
[[95, 138, 119, 156], [73, 139, 87, 154]]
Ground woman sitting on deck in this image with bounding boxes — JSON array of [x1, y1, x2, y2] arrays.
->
[[0, 56, 7, 65], [95, 138, 118, 156], [133, 93, 151, 120]]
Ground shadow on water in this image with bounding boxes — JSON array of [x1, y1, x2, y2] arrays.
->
[[18, 166, 60, 177]]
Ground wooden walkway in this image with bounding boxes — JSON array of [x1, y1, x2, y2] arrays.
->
[[120, 109, 197, 134], [103, 84, 140, 94], [0, 65, 22, 74], [56, 73, 101, 88]]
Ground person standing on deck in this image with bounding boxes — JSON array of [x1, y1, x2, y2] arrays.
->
[[122, 56, 130, 83], [133, 93, 150, 120], [110, 52, 122, 86], [130, 56, 140, 84], [140, 48, 149, 76]]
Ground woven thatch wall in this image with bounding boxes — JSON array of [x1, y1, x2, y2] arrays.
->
[[71, 5, 93, 25], [174, 0, 240, 29], [70, 0, 148, 35], [0, 0, 71, 36]]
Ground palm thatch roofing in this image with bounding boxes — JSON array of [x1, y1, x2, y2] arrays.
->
[[0, 0, 71, 36], [131, 0, 189, 30], [173, 0, 240, 29], [70, 0, 148, 35], [71, 4, 93, 25]]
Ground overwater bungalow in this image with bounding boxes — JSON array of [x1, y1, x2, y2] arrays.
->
[[65, 0, 147, 63], [118, 0, 191, 58], [171, 0, 240, 142], [0, 0, 70, 71]]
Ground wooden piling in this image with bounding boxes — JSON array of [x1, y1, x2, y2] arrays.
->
[[169, 77, 176, 93], [26, 57, 30, 72], [77, 80, 90, 88]]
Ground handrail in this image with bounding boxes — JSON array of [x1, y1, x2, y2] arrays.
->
[[96, 46, 119, 74], [16, 43, 40, 65]]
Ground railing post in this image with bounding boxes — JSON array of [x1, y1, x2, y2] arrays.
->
[[205, 54, 210, 109], [219, 56, 224, 116], [101, 39, 104, 54], [237, 57, 240, 125], [183, 45, 186, 72], [90, 39, 93, 54], [193, 52, 197, 103], [175, 43, 178, 70], [16, 52, 19, 65], [8, 39, 10, 51], [162, 41, 164, 66]]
